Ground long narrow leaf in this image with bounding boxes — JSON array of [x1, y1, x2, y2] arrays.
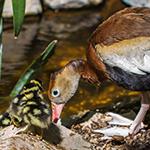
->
[[0, 0, 5, 18], [0, 0, 4, 79], [0, 18, 2, 79], [12, 0, 26, 37], [10, 40, 57, 97]]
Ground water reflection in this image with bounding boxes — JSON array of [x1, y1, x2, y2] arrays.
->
[[0, 0, 140, 120]]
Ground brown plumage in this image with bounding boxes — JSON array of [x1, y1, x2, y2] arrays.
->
[[48, 7, 150, 134]]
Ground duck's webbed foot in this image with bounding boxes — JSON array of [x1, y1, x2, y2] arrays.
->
[[94, 112, 133, 137], [93, 94, 150, 138]]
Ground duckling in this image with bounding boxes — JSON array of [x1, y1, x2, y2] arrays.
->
[[0, 79, 51, 130]]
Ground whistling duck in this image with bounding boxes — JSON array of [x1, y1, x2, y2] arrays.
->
[[48, 7, 150, 134]]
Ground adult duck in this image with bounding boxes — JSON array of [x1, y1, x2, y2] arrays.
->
[[48, 7, 150, 134]]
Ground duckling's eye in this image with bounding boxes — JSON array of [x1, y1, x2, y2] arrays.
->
[[51, 89, 60, 97]]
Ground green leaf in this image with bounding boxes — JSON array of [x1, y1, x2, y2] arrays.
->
[[0, 0, 4, 79], [0, 0, 5, 18], [10, 40, 57, 97], [0, 18, 3, 79], [12, 0, 26, 37]]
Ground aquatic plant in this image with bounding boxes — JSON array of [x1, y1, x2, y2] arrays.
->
[[0, 0, 57, 97]]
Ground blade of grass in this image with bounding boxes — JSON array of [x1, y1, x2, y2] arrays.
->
[[0, 0, 5, 18], [10, 40, 57, 97], [12, 0, 26, 37], [0, 0, 4, 79], [0, 18, 3, 79]]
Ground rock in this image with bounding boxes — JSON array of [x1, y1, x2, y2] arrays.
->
[[58, 125, 91, 149], [0, 125, 59, 150], [122, 0, 150, 7], [40, 11, 101, 39], [44, 0, 103, 9], [0, 107, 149, 149], [0, 134, 59, 150], [3, 0, 103, 17], [0, 123, 90, 150]]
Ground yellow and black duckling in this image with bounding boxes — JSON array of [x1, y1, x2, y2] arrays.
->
[[0, 79, 51, 129]]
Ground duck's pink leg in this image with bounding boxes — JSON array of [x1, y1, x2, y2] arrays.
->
[[129, 93, 150, 134]]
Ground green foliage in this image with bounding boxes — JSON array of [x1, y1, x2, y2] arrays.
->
[[0, 1, 56, 97], [0, 0, 4, 18], [12, 0, 26, 37], [0, 18, 3, 79], [0, 0, 26, 78], [10, 40, 57, 97], [0, 0, 4, 78]]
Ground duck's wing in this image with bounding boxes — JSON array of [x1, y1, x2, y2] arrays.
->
[[90, 7, 150, 46], [89, 7, 150, 75], [95, 37, 150, 75]]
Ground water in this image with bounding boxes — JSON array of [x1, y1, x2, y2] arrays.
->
[[0, 0, 140, 120]]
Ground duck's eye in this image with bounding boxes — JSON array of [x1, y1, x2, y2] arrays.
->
[[51, 89, 60, 97]]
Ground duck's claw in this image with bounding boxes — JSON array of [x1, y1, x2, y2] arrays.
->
[[129, 122, 144, 135], [106, 112, 133, 126], [94, 126, 130, 137]]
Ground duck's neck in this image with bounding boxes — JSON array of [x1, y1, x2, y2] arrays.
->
[[65, 59, 100, 85]]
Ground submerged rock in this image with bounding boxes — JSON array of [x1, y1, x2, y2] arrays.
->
[[45, 0, 103, 9], [3, 0, 103, 17], [40, 11, 101, 39]]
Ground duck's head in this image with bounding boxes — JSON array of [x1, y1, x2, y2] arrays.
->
[[48, 60, 82, 123], [48, 59, 100, 123]]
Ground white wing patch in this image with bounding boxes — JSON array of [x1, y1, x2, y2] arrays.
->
[[104, 53, 147, 75], [95, 37, 150, 75]]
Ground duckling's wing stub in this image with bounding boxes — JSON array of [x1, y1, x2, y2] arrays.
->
[[21, 98, 51, 128], [0, 112, 11, 127]]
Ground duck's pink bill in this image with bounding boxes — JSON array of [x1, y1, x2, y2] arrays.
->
[[51, 102, 65, 123]]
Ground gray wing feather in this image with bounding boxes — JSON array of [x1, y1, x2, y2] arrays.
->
[[95, 37, 150, 75]]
